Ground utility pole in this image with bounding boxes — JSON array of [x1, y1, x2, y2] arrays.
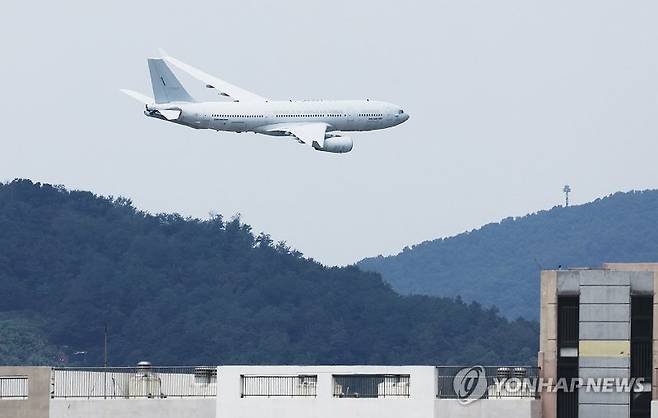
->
[[563, 185, 571, 207], [104, 323, 108, 368], [104, 323, 108, 399]]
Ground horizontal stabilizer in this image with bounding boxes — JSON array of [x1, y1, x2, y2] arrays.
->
[[120, 89, 153, 105]]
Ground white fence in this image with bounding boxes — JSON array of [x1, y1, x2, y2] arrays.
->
[[0, 376, 28, 399], [52, 367, 216, 398], [241, 375, 318, 397]]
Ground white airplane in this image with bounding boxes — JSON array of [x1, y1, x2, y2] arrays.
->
[[121, 53, 409, 153]]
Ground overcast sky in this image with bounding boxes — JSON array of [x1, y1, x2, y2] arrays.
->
[[2, 0, 657, 265]]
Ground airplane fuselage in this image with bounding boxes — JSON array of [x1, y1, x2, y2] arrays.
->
[[147, 99, 408, 134], [124, 54, 409, 153]]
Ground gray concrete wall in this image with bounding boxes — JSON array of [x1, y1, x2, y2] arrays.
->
[[0, 366, 51, 418], [556, 270, 632, 418], [50, 398, 216, 418], [435, 399, 541, 418], [653, 272, 658, 402], [552, 266, 658, 418], [539, 270, 557, 418], [217, 365, 541, 418], [218, 365, 436, 418], [49, 397, 541, 418]]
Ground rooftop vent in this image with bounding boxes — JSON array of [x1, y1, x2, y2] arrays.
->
[[194, 367, 217, 384], [496, 367, 511, 379], [137, 361, 152, 369]]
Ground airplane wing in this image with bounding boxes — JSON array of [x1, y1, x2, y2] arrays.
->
[[160, 52, 269, 103], [264, 123, 328, 148]]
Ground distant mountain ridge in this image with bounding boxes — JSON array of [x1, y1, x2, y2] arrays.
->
[[358, 190, 658, 319], [0, 179, 538, 366]]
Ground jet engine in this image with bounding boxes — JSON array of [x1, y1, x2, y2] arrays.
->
[[313, 135, 353, 153]]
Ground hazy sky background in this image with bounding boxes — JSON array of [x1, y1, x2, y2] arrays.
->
[[2, 1, 657, 265]]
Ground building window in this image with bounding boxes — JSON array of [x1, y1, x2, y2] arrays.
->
[[631, 295, 653, 379], [0, 376, 28, 400], [333, 374, 409, 398], [437, 366, 539, 399], [557, 296, 579, 418], [241, 375, 317, 398]]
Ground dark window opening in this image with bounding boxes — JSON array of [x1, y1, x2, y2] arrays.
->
[[631, 295, 652, 418], [558, 296, 579, 349], [631, 295, 653, 379], [557, 356, 578, 418], [557, 296, 579, 418], [631, 390, 651, 418]]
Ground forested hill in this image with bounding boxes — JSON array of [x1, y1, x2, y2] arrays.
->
[[358, 190, 658, 319], [0, 180, 537, 366]]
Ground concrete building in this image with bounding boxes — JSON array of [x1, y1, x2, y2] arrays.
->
[[6, 262, 658, 418], [0, 366, 50, 418], [0, 364, 540, 418], [539, 263, 658, 418]]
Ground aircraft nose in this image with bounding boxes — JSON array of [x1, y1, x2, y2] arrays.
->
[[394, 109, 409, 123]]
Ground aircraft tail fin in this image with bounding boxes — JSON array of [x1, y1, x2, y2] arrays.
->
[[147, 58, 195, 104]]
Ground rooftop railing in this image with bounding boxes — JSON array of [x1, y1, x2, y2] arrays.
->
[[437, 366, 540, 400], [333, 374, 410, 398], [0, 376, 28, 399], [51, 366, 216, 399], [241, 375, 317, 397], [49, 364, 543, 400]]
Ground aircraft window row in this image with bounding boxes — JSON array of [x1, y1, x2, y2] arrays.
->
[[359, 113, 383, 117], [210, 114, 349, 118], [274, 114, 341, 118], [211, 114, 264, 118]]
